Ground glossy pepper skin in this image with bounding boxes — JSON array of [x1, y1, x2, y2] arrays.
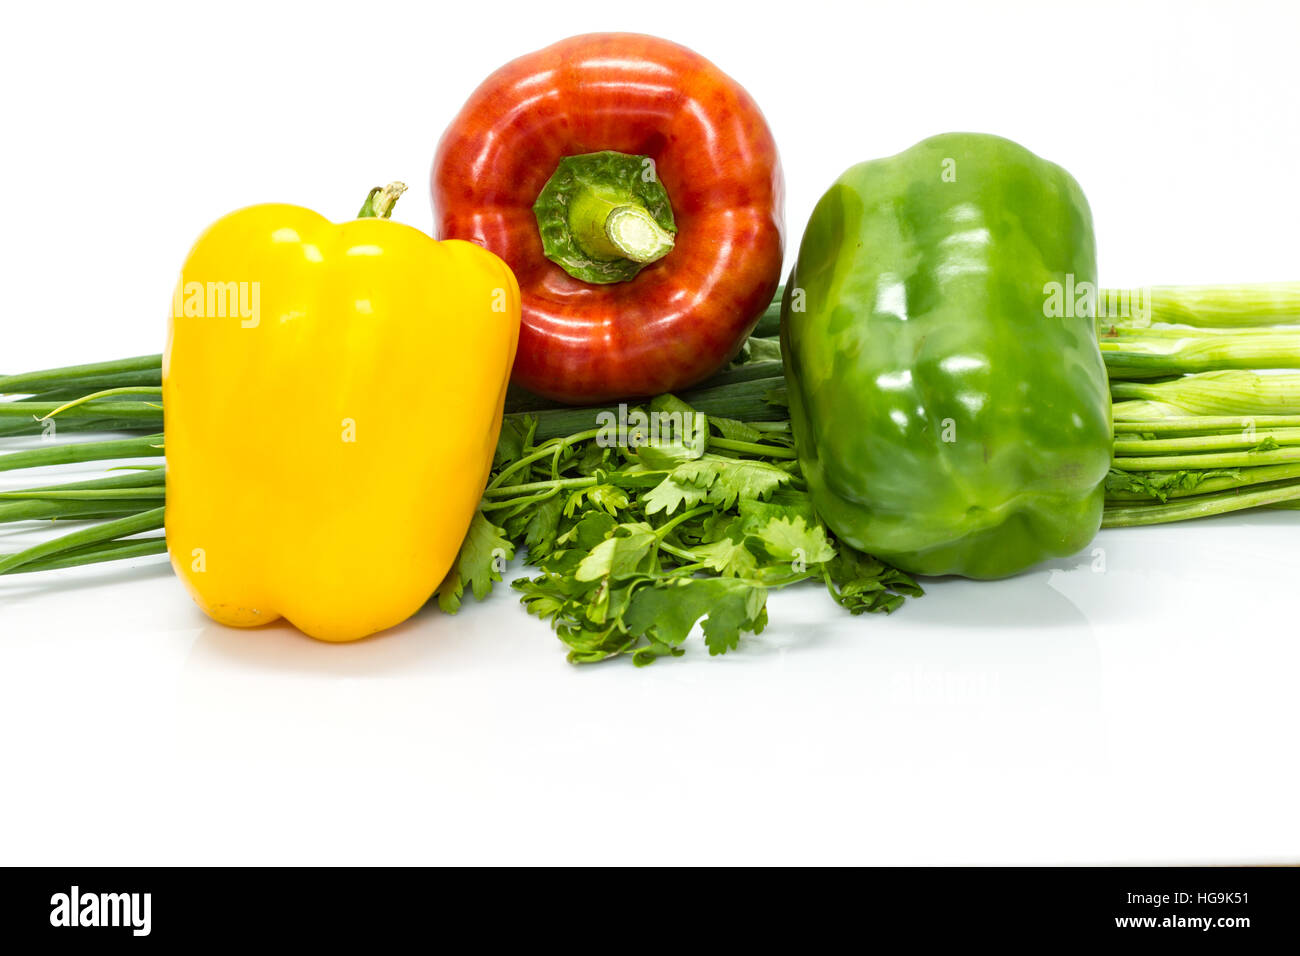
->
[[782, 133, 1111, 579], [433, 32, 784, 404], [164, 203, 520, 640]]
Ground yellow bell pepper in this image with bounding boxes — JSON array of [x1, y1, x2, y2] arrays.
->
[[163, 184, 521, 641]]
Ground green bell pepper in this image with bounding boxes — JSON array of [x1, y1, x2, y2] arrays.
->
[[781, 133, 1112, 579]]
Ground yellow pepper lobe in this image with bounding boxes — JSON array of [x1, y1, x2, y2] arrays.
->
[[163, 204, 521, 641]]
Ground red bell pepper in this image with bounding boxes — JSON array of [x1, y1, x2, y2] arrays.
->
[[432, 32, 784, 404]]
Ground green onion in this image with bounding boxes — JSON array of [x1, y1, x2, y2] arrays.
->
[[1101, 329, 1300, 377], [0, 400, 163, 423], [1115, 447, 1300, 471], [1113, 415, 1300, 434], [0, 498, 158, 525], [0, 434, 164, 473], [0, 507, 165, 575], [1107, 463, 1300, 501], [0, 536, 168, 575], [515, 374, 787, 443], [0, 354, 163, 396], [1113, 429, 1300, 457], [1103, 480, 1300, 527], [1111, 372, 1300, 417], [0, 487, 165, 501], [1098, 282, 1300, 330]]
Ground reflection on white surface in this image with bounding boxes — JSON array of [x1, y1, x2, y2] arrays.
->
[[6, 515, 1288, 864], [0, 510, 1297, 863]]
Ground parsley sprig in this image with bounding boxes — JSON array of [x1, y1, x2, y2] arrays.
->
[[438, 393, 922, 665]]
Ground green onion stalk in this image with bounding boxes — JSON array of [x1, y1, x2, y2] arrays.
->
[[1097, 283, 1300, 525], [3, 282, 1299, 576]]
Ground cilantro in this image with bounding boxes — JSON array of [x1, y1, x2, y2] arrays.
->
[[749, 514, 836, 566], [443, 395, 922, 664], [624, 578, 768, 657], [645, 456, 793, 516], [436, 510, 514, 613], [692, 537, 759, 577], [574, 526, 657, 582], [642, 471, 708, 515]]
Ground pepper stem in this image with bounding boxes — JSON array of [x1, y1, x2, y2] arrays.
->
[[357, 182, 408, 220], [568, 191, 675, 264], [533, 151, 678, 284]]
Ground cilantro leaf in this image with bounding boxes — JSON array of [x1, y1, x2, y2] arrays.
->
[[574, 527, 657, 582], [634, 404, 709, 469], [644, 456, 793, 516], [692, 537, 760, 577], [563, 483, 631, 517], [643, 472, 709, 515], [750, 514, 836, 566], [493, 414, 533, 468], [624, 577, 768, 656], [437, 510, 515, 612], [676, 456, 794, 509], [523, 493, 563, 559], [825, 544, 923, 614]]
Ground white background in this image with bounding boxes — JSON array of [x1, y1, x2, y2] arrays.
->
[[1, 0, 1297, 864]]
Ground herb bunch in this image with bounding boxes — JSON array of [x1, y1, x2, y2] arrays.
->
[[436, 394, 922, 665]]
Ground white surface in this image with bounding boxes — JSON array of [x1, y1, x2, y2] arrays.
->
[[1, 0, 1298, 865]]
